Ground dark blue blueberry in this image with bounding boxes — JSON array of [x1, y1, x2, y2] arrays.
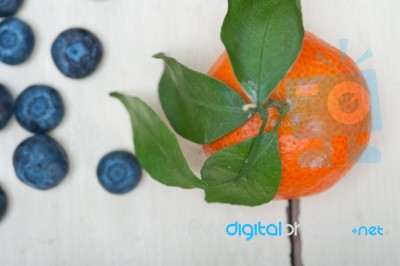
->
[[0, 186, 7, 221], [0, 0, 24, 17], [0, 84, 13, 130], [13, 135, 69, 190], [97, 151, 142, 194], [15, 85, 64, 134], [51, 28, 103, 79], [0, 18, 35, 65]]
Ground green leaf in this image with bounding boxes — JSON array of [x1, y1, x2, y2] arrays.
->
[[111, 93, 207, 189], [201, 131, 281, 206], [221, 0, 304, 104], [155, 53, 251, 144]]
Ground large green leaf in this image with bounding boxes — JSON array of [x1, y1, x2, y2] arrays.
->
[[155, 53, 250, 144], [111, 93, 207, 189], [221, 0, 304, 104], [201, 131, 282, 206]]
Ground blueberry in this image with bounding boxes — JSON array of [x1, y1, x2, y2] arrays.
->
[[97, 151, 142, 194], [15, 85, 64, 134], [0, 84, 13, 130], [0, 186, 7, 221], [13, 135, 69, 190], [0, 0, 24, 17], [51, 28, 103, 79], [0, 18, 35, 65]]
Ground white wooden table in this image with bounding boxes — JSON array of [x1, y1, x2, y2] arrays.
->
[[0, 0, 399, 265]]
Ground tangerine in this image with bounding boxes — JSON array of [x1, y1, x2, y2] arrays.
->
[[203, 32, 371, 199]]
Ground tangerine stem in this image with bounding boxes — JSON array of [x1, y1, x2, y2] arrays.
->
[[262, 99, 289, 132]]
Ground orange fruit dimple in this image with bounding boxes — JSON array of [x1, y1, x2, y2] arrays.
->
[[203, 32, 371, 199]]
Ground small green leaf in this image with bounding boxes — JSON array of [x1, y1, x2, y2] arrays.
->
[[155, 53, 250, 144], [221, 0, 304, 104], [201, 131, 281, 206], [111, 92, 207, 189]]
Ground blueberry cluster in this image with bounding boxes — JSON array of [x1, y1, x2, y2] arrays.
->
[[13, 85, 69, 190], [0, 0, 103, 78], [1, 84, 69, 190], [0, 83, 70, 222], [0, 0, 141, 223]]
